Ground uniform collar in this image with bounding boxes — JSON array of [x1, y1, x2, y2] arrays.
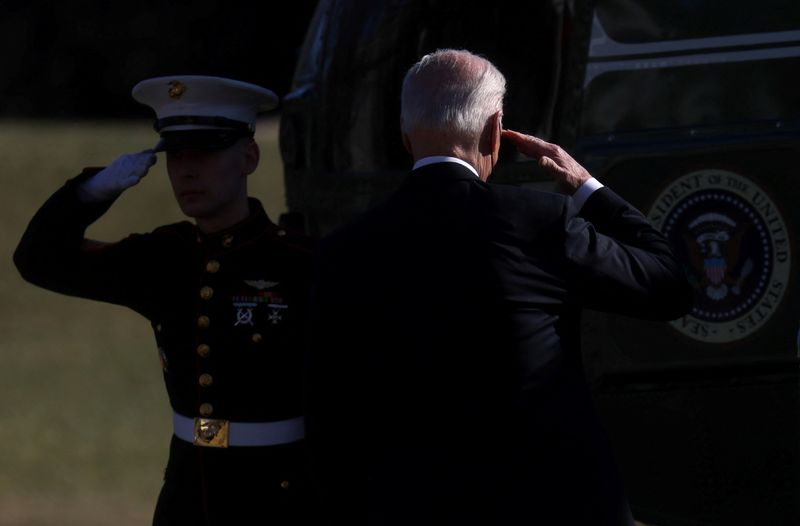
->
[[195, 198, 278, 250]]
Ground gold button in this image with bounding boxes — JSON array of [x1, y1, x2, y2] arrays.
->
[[199, 373, 213, 387], [199, 403, 214, 416], [200, 286, 214, 300], [251, 333, 263, 344], [280, 480, 290, 490], [277, 229, 287, 237], [206, 260, 220, 273], [197, 344, 210, 357], [222, 234, 234, 247], [197, 315, 210, 329]]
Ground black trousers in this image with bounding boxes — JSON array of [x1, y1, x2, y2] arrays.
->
[[152, 435, 318, 525]]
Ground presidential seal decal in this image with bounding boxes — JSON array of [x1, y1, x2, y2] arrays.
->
[[648, 169, 790, 343]]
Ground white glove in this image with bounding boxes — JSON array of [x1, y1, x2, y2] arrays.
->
[[77, 150, 157, 203]]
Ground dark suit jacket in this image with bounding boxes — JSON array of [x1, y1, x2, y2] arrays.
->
[[306, 162, 692, 525]]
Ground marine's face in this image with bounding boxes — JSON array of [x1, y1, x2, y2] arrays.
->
[[165, 138, 258, 221]]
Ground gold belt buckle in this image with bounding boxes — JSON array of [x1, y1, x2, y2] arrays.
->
[[194, 418, 230, 448]]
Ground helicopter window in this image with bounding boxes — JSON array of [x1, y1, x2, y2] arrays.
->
[[595, 0, 800, 42], [576, 0, 800, 136], [580, 56, 800, 136]]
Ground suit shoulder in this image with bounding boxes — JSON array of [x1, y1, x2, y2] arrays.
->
[[485, 183, 568, 219], [487, 182, 564, 202]]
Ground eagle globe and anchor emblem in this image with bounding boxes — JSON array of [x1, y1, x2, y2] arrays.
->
[[647, 169, 791, 343]]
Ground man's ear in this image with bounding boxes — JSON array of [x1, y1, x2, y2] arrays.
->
[[490, 110, 502, 158], [479, 110, 502, 157], [242, 139, 260, 176]]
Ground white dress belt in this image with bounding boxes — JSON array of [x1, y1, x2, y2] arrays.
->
[[172, 412, 305, 447]]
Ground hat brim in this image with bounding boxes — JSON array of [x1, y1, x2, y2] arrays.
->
[[154, 129, 252, 152]]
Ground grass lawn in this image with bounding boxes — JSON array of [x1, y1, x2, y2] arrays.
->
[[0, 117, 286, 525]]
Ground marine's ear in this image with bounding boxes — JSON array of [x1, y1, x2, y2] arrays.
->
[[242, 138, 260, 176]]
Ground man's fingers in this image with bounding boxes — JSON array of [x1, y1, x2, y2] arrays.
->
[[502, 129, 558, 157], [78, 150, 154, 202], [503, 129, 592, 194], [504, 131, 567, 176], [131, 151, 157, 177], [138, 149, 158, 167], [538, 156, 561, 173], [122, 175, 144, 188], [501, 129, 528, 142], [502, 129, 545, 149], [134, 150, 157, 164]]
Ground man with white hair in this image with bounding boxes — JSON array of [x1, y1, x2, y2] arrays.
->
[[15, 76, 315, 525], [306, 49, 692, 525]]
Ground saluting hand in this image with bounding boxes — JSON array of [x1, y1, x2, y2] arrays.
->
[[501, 129, 591, 195], [77, 150, 157, 203]]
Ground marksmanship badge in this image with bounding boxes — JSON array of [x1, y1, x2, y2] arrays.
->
[[648, 169, 790, 343], [235, 307, 255, 326]]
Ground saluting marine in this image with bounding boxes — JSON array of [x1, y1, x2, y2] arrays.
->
[[14, 76, 315, 525]]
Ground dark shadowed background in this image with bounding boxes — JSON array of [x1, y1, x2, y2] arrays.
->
[[0, 1, 319, 118]]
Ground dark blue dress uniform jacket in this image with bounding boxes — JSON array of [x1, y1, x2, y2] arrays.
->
[[306, 162, 693, 526], [14, 170, 315, 525]]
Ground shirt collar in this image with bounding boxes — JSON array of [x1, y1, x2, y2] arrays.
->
[[413, 156, 480, 179]]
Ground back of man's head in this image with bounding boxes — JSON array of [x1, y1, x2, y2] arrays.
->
[[400, 49, 506, 140]]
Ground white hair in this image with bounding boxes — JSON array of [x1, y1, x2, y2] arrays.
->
[[400, 49, 506, 138]]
